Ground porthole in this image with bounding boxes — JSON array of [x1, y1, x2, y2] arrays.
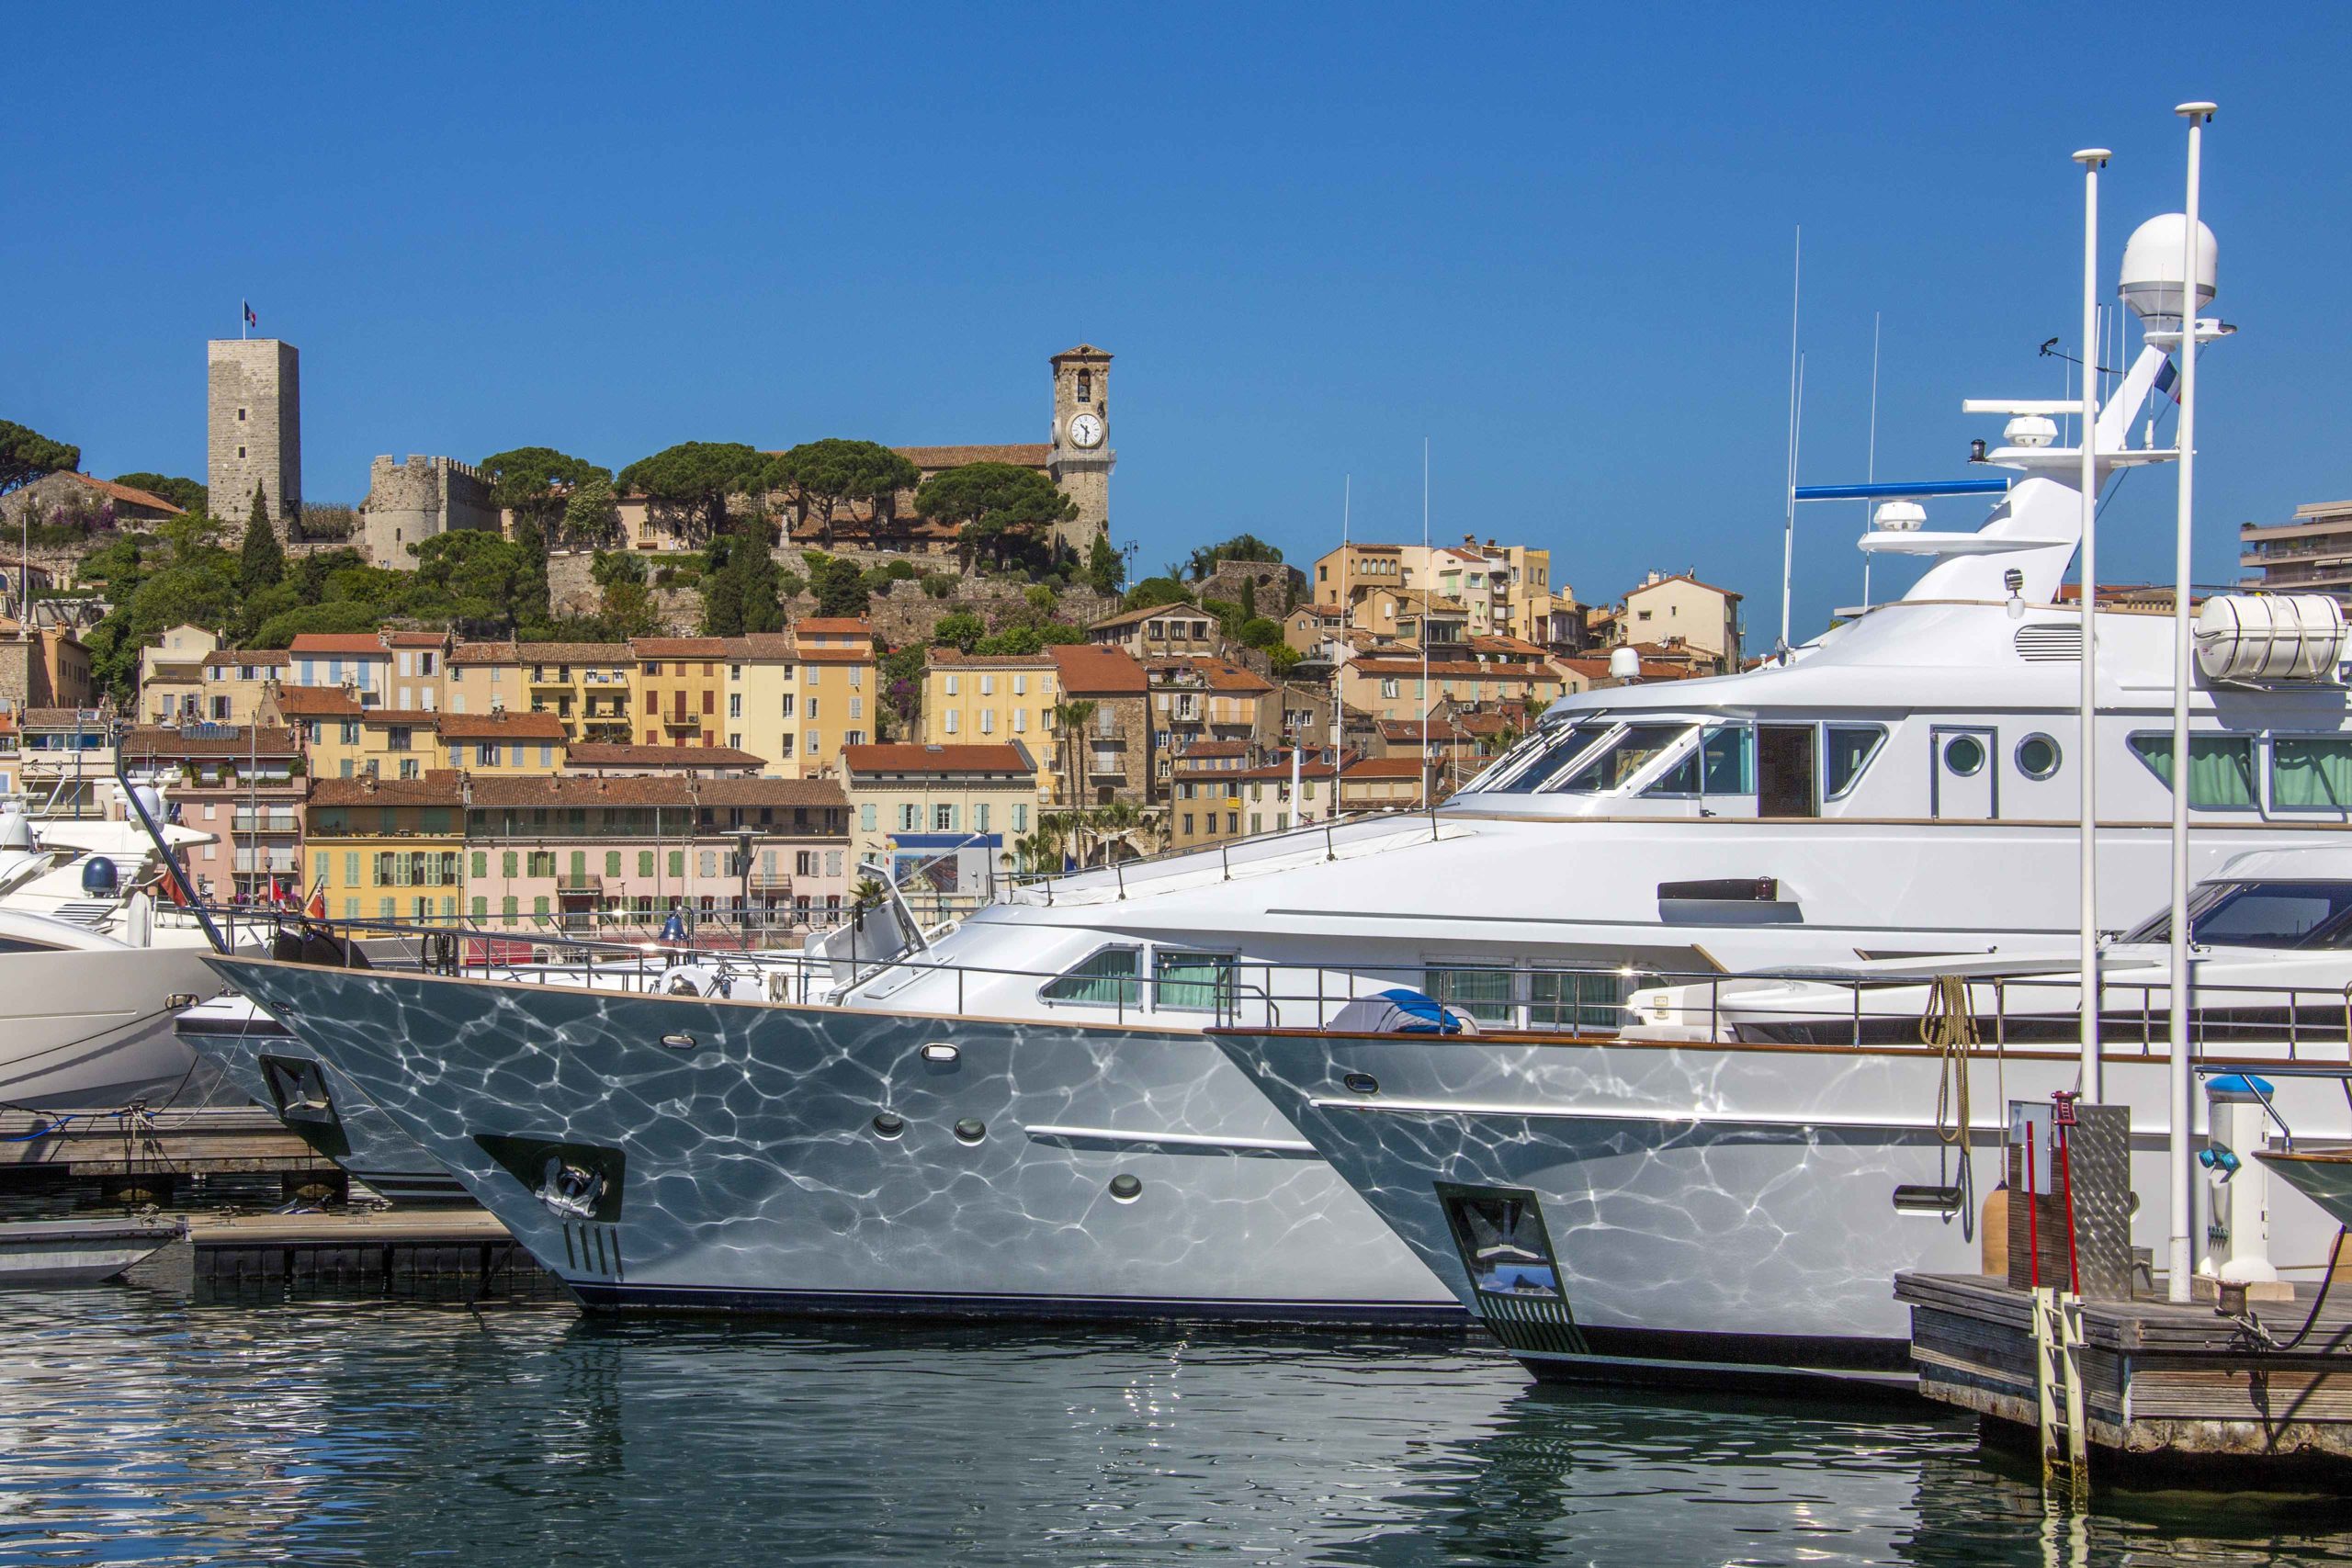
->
[[1943, 735, 1986, 777], [1342, 1072, 1381, 1096], [954, 1118, 986, 1145], [2016, 734, 2061, 781], [1109, 1174, 1143, 1203], [871, 1112, 905, 1140]]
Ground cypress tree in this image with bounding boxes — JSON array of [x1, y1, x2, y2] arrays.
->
[[239, 484, 284, 591]]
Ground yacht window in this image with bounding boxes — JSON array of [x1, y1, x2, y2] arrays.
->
[[1463, 729, 1553, 792], [2128, 734, 2258, 809], [1942, 735, 1986, 777], [1557, 724, 1688, 794], [1757, 725, 1818, 818], [1041, 946, 1142, 1007], [1526, 968, 1631, 1032], [2271, 737, 2352, 810], [1490, 721, 1614, 794], [2123, 881, 2352, 950], [1823, 726, 1886, 800], [1424, 964, 1516, 1026], [1152, 949, 1236, 1012], [1643, 726, 1751, 798], [2016, 734, 2062, 781], [0, 936, 63, 954], [1441, 1187, 1563, 1299]]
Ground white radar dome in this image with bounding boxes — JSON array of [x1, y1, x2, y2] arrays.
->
[[2119, 213, 2218, 325], [1607, 646, 1642, 682], [1872, 501, 1927, 532], [2004, 414, 2058, 449]]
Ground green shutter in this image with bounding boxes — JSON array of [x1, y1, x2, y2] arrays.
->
[[606, 850, 622, 876], [639, 850, 654, 877], [669, 850, 684, 877], [471, 897, 487, 919], [503, 850, 518, 877], [471, 851, 487, 878]]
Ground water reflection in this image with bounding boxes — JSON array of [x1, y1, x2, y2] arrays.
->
[[0, 1293, 2348, 1565]]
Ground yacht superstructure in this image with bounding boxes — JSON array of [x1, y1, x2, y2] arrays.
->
[[206, 199, 2352, 1325]]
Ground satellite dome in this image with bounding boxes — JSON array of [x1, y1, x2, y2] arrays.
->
[[1607, 646, 1642, 682], [2004, 414, 2058, 449], [2119, 213, 2218, 325], [1872, 501, 1927, 532]]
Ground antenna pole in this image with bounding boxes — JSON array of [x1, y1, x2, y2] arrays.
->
[[1779, 228, 1801, 654], [2166, 103, 2215, 1303], [2074, 148, 2111, 1103], [1419, 439, 1430, 810], [1333, 477, 1349, 758]]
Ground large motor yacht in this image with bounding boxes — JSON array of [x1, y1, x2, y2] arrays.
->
[[206, 201, 2352, 1325]]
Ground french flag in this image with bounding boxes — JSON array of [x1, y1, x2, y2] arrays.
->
[[243, 300, 258, 329]]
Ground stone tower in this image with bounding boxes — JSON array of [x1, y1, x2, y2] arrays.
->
[[208, 339, 301, 530], [1047, 344, 1114, 556]]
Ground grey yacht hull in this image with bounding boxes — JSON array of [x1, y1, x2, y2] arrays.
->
[[206, 956, 1461, 1324], [175, 1010, 468, 1204]]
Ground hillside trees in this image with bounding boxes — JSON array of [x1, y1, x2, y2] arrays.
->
[[111, 473, 208, 513], [616, 442, 774, 547], [0, 421, 79, 498], [912, 462, 1076, 573], [482, 446, 612, 542], [773, 440, 919, 548]]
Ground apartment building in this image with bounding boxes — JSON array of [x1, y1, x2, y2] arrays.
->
[[791, 619, 877, 776], [2240, 499, 2352, 604], [140, 625, 220, 724], [840, 742, 1039, 901], [17, 707, 112, 815], [123, 724, 304, 902], [1615, 572, 1744, 671], [195, 648, 288, 724], [1146, 656, 1275, 786], [382, 630, 454, 710], [1084, 603, 1224, 659], [287, 633, 395, 707], [922, 649, 1059, 786], [1336, 653, 1566, 723], [514, 642, 636, 741], [1044, 644, 1153, 808], [304, 773, 467, 923], [632, 637, 729, 749]]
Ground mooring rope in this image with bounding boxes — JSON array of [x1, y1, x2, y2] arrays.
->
[[1920, 974, 1981, 1239]]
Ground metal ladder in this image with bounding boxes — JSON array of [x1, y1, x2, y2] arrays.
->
[[2032, 1285, 2089, 1492]]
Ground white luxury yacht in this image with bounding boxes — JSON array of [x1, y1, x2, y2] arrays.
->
[[0, 797, 242, 1109], [203, 198, 2352, 1326]]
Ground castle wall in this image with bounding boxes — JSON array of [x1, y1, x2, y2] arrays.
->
[[360, 455, 499, 565]]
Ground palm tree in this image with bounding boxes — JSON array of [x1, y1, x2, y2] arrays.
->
[[1048, 698, 1098, 812]]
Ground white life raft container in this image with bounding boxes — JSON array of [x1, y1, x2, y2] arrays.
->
[[2193, 593, 2347, 682]]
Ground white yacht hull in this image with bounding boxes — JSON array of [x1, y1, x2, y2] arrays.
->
[[0, 946, 228, 1110], [1211, 1029, 2352, 1382]]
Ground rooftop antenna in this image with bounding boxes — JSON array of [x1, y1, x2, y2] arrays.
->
[[1778, 228, 1802, 656], [1419, 439, 1430, 810], [2072, 145, 2112, 1106], [2165, 101, 2219, 1305], [1332, 477, 1349, 760]]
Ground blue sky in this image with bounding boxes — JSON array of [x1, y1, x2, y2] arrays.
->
[[7, 4, 2347, 639]]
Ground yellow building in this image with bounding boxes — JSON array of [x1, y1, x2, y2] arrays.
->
[[435, 710, 569, 774], [1336, 652, 1566, 724], [303, 773, 465, 924], [514, 641, 636, 741], [139, 624, 219, 725], [267, 687, 568, 780], [381, 630, 455, 712], [722, 633, 800, 771], [631, 637, 730, 750], [921, 649, 1061, 799], [196, 647, 289, 725], [445, 640, 523, 716], [789, 619, 876, 778]]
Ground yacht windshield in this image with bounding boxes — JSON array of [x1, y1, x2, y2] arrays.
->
[[1558, 724, 1692, 795], [1488, 721, 1616, 794], [2122, 881, 2352, 949], [1464, 728, 1558, 793]]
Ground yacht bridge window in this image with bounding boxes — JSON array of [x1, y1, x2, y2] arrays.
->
[[1558, 724, 1686, 794], [1041, 945, 1142, 1008], [1644, 725, 1754, 798], [1484, 719, 1618, 794], [2123, 881, 2352, 950]]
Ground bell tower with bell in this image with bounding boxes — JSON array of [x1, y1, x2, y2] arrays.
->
[[1048, 344, 1114, 556]]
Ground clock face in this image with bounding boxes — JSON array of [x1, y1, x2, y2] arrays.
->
[[1067, 412, 1104, 449]]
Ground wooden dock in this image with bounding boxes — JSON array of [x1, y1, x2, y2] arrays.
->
[[0, 1106, 344, 1203], [1898, 1269, 2352, 1470], [127, 1207, 569, 1305]]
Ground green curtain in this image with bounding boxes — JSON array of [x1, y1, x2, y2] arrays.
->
[[1044, 948, 1141, 1007], [1154, 951, 1236, 1012], [1427, 966, 1515, 1024], [2132, 736, 2256, 807], [2272, 739, 2352, 809]]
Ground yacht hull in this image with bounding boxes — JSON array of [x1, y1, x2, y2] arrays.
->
[[0, 946, 229, 1110], [175, 1011, 468, 1204], [204, 956, 1461, 1324], [1210, 1030, 2352, 1383]]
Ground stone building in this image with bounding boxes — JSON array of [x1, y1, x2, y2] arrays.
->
[[208, 338, 301, 527], [360, 456, 499, 564], [0, 626, 96, 716], [1046, 344, 1114, 555], [1046, 644, 1154, 809], [1, 472, 187, 535]]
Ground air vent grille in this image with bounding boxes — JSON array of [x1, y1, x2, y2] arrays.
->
[[2013, 625, 2083, 663]]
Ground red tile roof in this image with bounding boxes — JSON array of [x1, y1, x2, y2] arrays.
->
[[1350, 657, 1555, 680], [122, 725, 300, 760], [562, 743, 766, 773], [1626, 572, 1744, 602], [379, 630, 449, 648], [1048, 644, 1148, 695], [841, 743, 1034, 775], [797, 647, 874, 665], [448, 641, 520, 665], [308, 773, 468, 807], [288, 634, 392, 655], [1179, 739, 1253, 759], [511, 641, 634, 664], [891, 444, 1052, 470], [730, 633, 797, 660], [266, 686, 364, 717], [435, 711, 569, 741], [1151, 655, 1272, 694], [202, 649, 290, 668], [794, 617, 872, 636], [690, 778, 852, 808], [630, 637, 730, 658], [62, 473, 186, 515]]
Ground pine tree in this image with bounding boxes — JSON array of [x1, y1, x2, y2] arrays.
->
[[1239, 575, 1258, 621], [239, 484, 284, 592], [1086, 532, 1123, 596], [513, 519, 552, 633]]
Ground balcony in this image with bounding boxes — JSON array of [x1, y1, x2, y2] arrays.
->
[[529, 670, 572, 688], [232, 811, 301, 835], [233, 848, 300, 874], [556, 874, 603, 892], [748, 871, 796, 893], [662, 708, 702, 730]]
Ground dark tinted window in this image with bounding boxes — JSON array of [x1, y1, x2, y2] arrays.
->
[[2124, 880, 2352, 949]]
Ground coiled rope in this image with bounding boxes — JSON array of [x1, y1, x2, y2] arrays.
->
[[1920, 974, 1980, 1237]]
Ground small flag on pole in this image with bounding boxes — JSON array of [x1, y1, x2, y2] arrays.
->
[[243, 300, 258, 333]]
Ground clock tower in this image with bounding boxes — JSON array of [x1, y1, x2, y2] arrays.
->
[[1048, 344, 1114, 556]]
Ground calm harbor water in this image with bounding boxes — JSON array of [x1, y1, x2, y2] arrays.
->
[[2, 1290, 2349, 1566]]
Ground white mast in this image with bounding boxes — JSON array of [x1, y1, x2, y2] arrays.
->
[[2073, 146, 2111, 1100], [1779, 229, 1801, 653], [2166, 101, 2217, 1303], [1860, 312, 1881, 610], [1419, 439, 1430, 809]]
